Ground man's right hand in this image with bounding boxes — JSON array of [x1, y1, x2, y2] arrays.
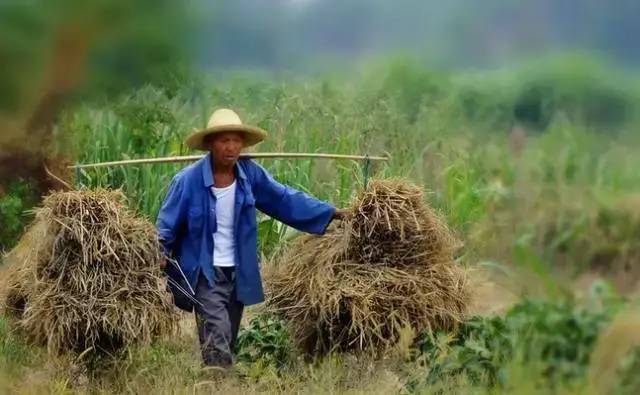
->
[[333, 208, 351, 221]]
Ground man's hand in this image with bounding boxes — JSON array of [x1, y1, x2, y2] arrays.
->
[[333, 208, 351, 221]]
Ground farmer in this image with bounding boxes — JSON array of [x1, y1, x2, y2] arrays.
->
[[156, 108, 348, 368]]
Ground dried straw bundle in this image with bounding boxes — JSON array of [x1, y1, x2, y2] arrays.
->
[[267, 179, 469, 355], [349, 179, 459, 267], [1, 189, 177, 354]]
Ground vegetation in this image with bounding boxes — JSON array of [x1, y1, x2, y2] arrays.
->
[[1, 57, 640, 393]]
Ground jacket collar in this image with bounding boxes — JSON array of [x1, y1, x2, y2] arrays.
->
[[201, 152, 247, 188]]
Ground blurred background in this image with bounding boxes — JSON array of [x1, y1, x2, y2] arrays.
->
[[199, 0, 640, 71], [1, 1, 640, 391]]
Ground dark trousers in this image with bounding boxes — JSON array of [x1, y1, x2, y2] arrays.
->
[[195, 267, 244, 367]]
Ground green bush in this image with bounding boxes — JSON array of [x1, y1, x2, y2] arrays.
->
[[513, 57, 637, 130], [379, 59, 448, 122], [236, 314, 293, 369], [114, 93, 178, 154], [416, 298, 617, 389], [0, 180, 38, 252], [449, 78, 516, 131]]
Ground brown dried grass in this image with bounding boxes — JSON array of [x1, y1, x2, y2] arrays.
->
[[266, 179, 470, 355], [1, 189, 177, 355]]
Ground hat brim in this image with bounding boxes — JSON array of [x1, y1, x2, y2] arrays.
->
[[185, 125, 267, 151]]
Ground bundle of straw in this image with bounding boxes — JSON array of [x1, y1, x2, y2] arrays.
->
[[266, 179, 469, 355], [1, 189, 176, 354]]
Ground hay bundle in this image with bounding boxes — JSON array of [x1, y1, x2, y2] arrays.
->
[[267, 179, 469, 355], [349, 180, 458, 267], [1, 189, 177, 354]]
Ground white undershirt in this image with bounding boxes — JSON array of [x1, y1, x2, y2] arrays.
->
[[211, 180, 237, 267]]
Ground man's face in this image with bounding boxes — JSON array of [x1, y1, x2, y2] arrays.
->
[[207, 132, 244, 167]]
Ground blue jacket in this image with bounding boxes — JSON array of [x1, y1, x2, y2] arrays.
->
[[156, 153, 336, 305]]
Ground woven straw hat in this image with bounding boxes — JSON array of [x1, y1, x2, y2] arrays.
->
[[185, 108, 267, 150]]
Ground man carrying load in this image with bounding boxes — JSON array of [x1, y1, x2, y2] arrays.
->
[[156, 108, 348, 368]]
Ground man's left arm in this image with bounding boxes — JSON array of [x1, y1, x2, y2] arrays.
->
[[251, 163, 343, 234]]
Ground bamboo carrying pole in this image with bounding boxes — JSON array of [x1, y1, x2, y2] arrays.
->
[[70, 152, 389, 169]]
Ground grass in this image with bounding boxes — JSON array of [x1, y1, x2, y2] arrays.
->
[[63, 70, 640, 269], [0, 296, 636, 394], [2, 58, 640, 392]]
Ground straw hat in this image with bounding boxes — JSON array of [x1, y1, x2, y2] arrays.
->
[[185, 108, 267, 150]]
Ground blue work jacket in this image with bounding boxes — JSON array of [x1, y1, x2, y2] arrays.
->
[[156, 153, 336, 305]]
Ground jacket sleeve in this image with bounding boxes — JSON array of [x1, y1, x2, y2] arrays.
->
[[156, 174, 189, 256], [252, 163, 336, 235]]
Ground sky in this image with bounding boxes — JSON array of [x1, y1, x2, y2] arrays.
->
[[196, 0, 640, 72]]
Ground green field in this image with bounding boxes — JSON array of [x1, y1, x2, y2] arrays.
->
[[2, 58, 640, 394]]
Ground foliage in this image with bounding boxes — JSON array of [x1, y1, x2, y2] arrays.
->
[[416, 297, 619, 389], [1, 57, 639, 393], [380, 59, 447, 122], [7, 57, 630, 276], [1, 296, 640, 393], [235, 313, 293, 369], [0, 0, 196, 112], [614, 347, 640, 395], [0, 180, 38, 252], [114, 91, 178, 154], [513, 57, 637, 130]]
